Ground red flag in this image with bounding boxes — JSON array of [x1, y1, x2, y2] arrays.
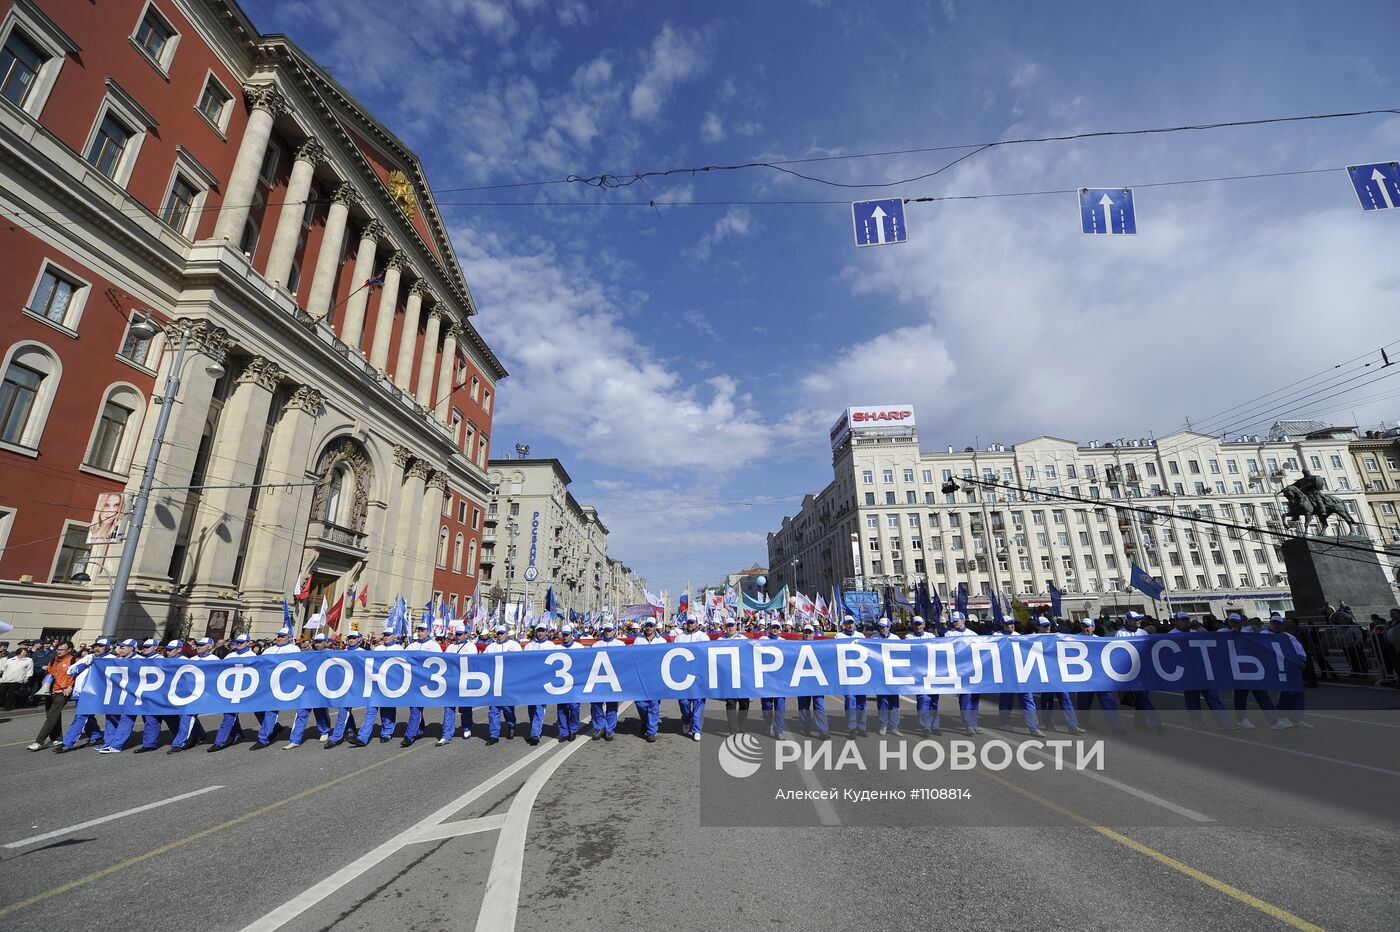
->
[[326, 593, 345, 632], [296, 575, 311, 602], [358, 585, 368, 607]]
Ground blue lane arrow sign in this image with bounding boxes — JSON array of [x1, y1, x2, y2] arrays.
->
[[1079, 187, 1137, 235], [1346, 161, 1400, 211], [852, 198, 908, 247]]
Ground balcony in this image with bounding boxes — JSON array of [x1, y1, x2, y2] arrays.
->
[[307, 520, 367, 559]]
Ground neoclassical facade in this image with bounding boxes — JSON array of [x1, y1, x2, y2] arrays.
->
[[0, 0, 504, 640]]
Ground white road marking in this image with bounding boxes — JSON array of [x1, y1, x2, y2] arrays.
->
[[1161, 722, 1400, 777], [404, 814, 507, 845], [1306, 711, 1400, 729], [799, 750, 842, 826], [895, 696, 1213, 822], [3, 786, 224, 849]]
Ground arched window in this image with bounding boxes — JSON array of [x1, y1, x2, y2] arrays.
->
[[0, 342, 61, 451], [437, 526, 449, 569], [467, 539, 478, 576], [239, 216, 259, 257], [287, 258, 302, 295], [324, 466, 347, 526], [452, 532, 464, 572], [83, 383, 145, 474]]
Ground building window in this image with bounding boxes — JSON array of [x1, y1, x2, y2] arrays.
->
[[0, 28, 41, 106], [0, 507, 12, 562], [84, 386, 143, 475], [437, 526, 450, 569], [482, 390, 492, 414], [468, 539, 478, 575], [452, 532, 464, 572], [87, 113, 132, 179], [51, 521, 91, 583], [471, 375, 481, 401], [258, 144, 279, 188], [457, 500, 468, 523], [862, 470, 873, 484], [882, 469, 894, 483], [133, 5, 177, 67], [240, 217, 260, 257], [161, 175, 200, 235], [119, 318, 157, 370], [471, 508, 481, 530], [24, 262, 88, 331], [196, 74, 232, 131], [0, 343, 59, 451]]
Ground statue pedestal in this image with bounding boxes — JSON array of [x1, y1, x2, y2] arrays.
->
[[1282, 533, 1396, 623]]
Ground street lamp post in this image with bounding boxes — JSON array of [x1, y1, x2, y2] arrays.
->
[[101, 316, 224, 637]]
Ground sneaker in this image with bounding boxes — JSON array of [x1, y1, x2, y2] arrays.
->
[[98, 746, 122, 754], [888, 729, 903, 737], [435, 738, 451, 747], [348, 737, 367, 748], [692, 732, 702, 742], [1239, 719, 1256, 729], [644, 734, 656, 743], [325, 739, 342, 749], [526, 736, 540, 746], [1027, 729, 1047, 739], [876, 726, 888, 736], [400, 738, 415, 748], [1226, 722, 1242, 731], [283, 742, 301, 750], [1270, 720, 1293, 731], [603, 732, 615, 742], [53, 745, 73, 754], [566, 734, 576, 742], [591, 732, 603, 741], [318, 734, 329, 742], [1293, 719, 1315, 729], [26, 742, 45, 752], [1068, 727, 1087, 735], [485, 737, 499, 746]]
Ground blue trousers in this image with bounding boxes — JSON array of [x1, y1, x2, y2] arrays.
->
[[62, 713, 104, 749], [1233, 689, 1278, 724], [1184, 690, 1232, 728], [636, 700, 660, 737], [172, 713, 206, 749], [761, 697, 786, 737], [528, 704, 548, 739], [1123, 691, 1163, 728], [843, 695, 867, 733], [404, 707, 430, 741], [958, 694, 980, 730], [678, 698, 705, 735], [915, 695, 941, 733], [556, 703, 582, 738], [1276, 690, 1306, 721], [328, 708, 359, 743], [141, 715, 174, 749], [255, 710, 280, 745], [996, 693, 1041, 731], [1038, 693, 1080, 730], [875, 695, 902, 732], [289, 708, 332, 744], [797, 696, 828, 735], [1075, 692, 1125, 731], [104, 714, 137, 749], [487, 705, 517, 739], [441, 706, 475, 741], [356, 707, 397, 743], [214, 713, 245, 747], [590, 702, 618, 735]]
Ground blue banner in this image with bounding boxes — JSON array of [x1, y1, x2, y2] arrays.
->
[[77, 634, 1302, 716], [841, 590, 880, 621]]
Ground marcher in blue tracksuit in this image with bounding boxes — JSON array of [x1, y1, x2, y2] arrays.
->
[[352, 626, 404, 746], [103, 638, 162, 753], [252, 627, 300, 748], [136, 639, 205, 752], [673, 616, 710, 741], [870, 618, 904, 736], [1073, 619, 1127, 734], [401, 621, 442, 747], [904, 617, 943, 737], [759, 620, 789, 738], [555, 624, 588, 741], [54, 637, 110, 753], [1166, 612, 1235, 730], [208, 634, 256, 751], [1032, 618, 1084, 734], [97, 639, 142, 752], [326, 631, 366, 747], [590, 622, 625, 740], [1222, 614, 1280, 728], [1269, 612, 1312, 730], [835, 615, 868, 736], [482, 625, 521, 744], [1114, 612, 1165, 735], [794, 624, 831, 739], [943, 612, 981, 736], [631, 619, 668, 742], [438, 625, 476, 746], [522, 624, 559, 745], [286, 632, 333, 749], [993, 617, 1045, 737], [166, 638, 216, 752]]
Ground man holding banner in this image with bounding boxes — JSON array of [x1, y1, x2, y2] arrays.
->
[[400, 621, 442, 747], [554, 624, 588, 742], [673, 615, 709, 741], [590, 622, 624, 741], [835, 615, 868, 737], [439, 623, 477, 747], [352, 625, 404, 746], [483, 625, 520, 745]]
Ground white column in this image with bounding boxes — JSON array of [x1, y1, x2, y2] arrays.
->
[[306, 183, 356, 318], [434, 325, 460, 425], [393, 282, 426, 391], [264, 140, 323, 288], [412, 473, 448, 599], [368, 252, 409, 371], [390, 458, 430, 599], [340, 220, 382, 349], [213, 85, 286, 243], [369, 445, 412, 602], [415, 309, 442, 408]]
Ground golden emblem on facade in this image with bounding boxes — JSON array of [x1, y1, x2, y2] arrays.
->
[[386, 169, 416, 218]]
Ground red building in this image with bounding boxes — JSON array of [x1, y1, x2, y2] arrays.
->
[[0, 0, 505, 641]]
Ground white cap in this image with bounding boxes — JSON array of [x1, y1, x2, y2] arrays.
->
[[277, 627, 293, 636], [1079, 618, 1095, 627], [966, 613, 979, 623], [913, 616, 925, 624], [951, 611, 966, 622], [312, 632, 328, 642], [1036, 618, 1052, 627], [141, 638, 159, 648], [1125, 611, 1144, 621], [876, 619, 891, 628], [560, 624, 574, 634]]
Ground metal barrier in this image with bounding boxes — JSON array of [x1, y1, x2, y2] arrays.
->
[[1295, 624, 1399, 688]]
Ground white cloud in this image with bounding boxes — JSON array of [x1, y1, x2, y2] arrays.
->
[[464, 0, 515, 38], [688, 206, 754, 262], [455, 231, 773, 473], [1010, 61, 1041, 89], [701, 111, 725, 142], [630, 23, 713, 121]]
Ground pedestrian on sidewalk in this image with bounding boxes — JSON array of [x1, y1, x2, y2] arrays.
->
[[1, 646, 32, 711]]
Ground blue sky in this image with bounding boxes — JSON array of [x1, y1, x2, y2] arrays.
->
[[243, 0, 1400, 598]]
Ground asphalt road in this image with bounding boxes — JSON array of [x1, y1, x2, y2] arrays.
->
[[1, 685, 1397, 932]]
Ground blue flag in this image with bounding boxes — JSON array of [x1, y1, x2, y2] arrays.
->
[[931, 586, 944, 625], [1130, 564, 1165, 601], [955, 583, 968, 615], [893, 588, 915, 613], [1049, 581, 1063, 620], [282, 599, 294, 632], [989, 590, 1004, 624], [546, 587, 556, 614]]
